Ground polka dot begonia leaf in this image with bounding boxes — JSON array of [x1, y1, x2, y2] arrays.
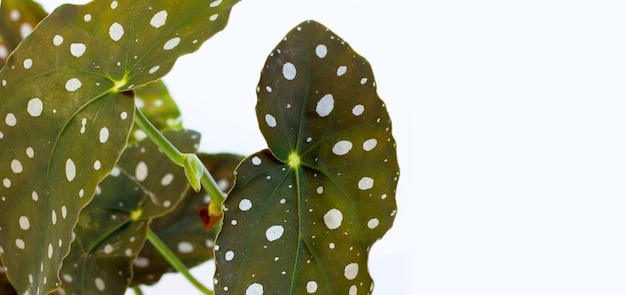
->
[[57, 129, 200, 294], [131, 153, 243, 287], [0, 0, 47, 68], [0, 0, 240, 293], [214, 21, 400, 294]]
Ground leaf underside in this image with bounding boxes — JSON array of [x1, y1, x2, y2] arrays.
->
[[131, 153, 243, 287], [58, 129, 199, 294], [214, 21, 399, 295], [0, 0, 240, 293]]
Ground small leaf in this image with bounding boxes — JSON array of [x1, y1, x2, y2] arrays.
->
[[131, 153, 243, 287], [0, 0, 240, 293], [131, 80, 183, 144], [184, 154, 205, 192], [214, 21, 399, 294], [58, 129, 200, 294], [0, 0, 47, 67]]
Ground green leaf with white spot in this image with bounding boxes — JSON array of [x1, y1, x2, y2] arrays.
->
[[58, 129, 200, 294], [131, 80, 182, 144], [214, 21, 400, 294], [0, 0, 239, 293], [131, 153, 243, 287], [0, 0, 47, 67]]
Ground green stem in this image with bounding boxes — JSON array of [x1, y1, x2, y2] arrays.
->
[[133, 107, 185, 166], [146, 229, 213, 295], [133, 108, 225, 206], [132, 286, 144, 295]]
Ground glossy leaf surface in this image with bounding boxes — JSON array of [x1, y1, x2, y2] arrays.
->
[[0, 0, 47, 67], [58, 129, 199, 294], [0, 0, 239, 293], [131, 153, 243, 286], [214, 21, 399, 294], [131, 80, 183, 144]]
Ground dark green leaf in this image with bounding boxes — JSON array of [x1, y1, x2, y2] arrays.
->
[[58, 129, 200, 294], [131, 80, 183, 144], [0, 0, 47, 67], [131, 153, 243, 287], [214, 21, 399, 294], [0, 0, 240, 293]]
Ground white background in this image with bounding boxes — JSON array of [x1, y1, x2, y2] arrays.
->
[[39, 0, 626, 294]]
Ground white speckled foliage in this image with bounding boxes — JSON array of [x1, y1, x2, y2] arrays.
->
[[0, 0, 240, 294], [57, 129, 199, 294], [214, 21, 400, 295]]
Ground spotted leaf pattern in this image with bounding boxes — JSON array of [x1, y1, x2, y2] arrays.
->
[[0, 0, 239, 293], [0, 0, 47, 67], [131, 153, 243, 287], [57, 129, 200, 294], [214, 21, 399, 294], [131, 80, 183, 144]]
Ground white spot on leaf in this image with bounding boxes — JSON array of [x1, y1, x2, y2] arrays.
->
[[23, 58, 33, 69], [19, 216, 30, 230], [70, 43, 86, 57], [65, 78, 82, 92], [135, 161, 148, 181], [246, 283, 263, 295], [65, 159, 76, 182], [5, 113, 16, 126], [177, 241, 193, 253], [352, 104, 364, 116], [358, 177, 374, 190], [316, 94, 334, 117], [53, 35, 64, 46], [337, 65, 347, 76], [109, 22, 125, 41], [99, 127, 109, 143], [239, 199, 252, 211], [324, 209, 343, 230], [265, 225, 284, 242], [315, 44, 327, 58], [95, 277, 105, 291], [332, 140, 353, 156], [282, 62, 297, 80], [163, 37, 181, 50], [150, 10, 168, 28], [11, 159, 23, 174], [367, 218, 380, 229], [264, 114, 276, 128], [363, 139, 377, 151], [344, 263, 359, 280], [307, 281, 318, 293], [27, 98, 43, 117], [225, 250, 234, 261]]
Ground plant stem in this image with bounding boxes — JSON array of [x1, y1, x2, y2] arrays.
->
[[133, 108, 225, 206], [146, 229, 213, 295], [132, 286, 144, 295], [133, 108, 185, 166]]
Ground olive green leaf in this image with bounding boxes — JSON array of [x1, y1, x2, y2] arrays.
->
[[0, 0, 47, 67], [214, 21, 400, 294], [131, 80, 183, 144], [131, 153, 243, 287], [0, 0, 239, 293], [57, 129, 200, 294]]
